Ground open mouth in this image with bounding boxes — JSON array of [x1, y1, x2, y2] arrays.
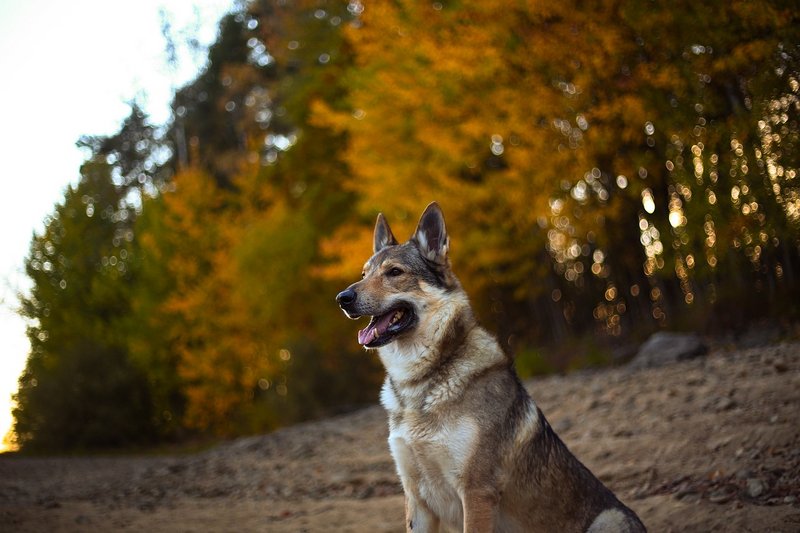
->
[[357, 305, 415, 348]]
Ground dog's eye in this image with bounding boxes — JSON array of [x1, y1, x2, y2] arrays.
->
[[386, 267, 403, 277], [361, 271, 366, 279]]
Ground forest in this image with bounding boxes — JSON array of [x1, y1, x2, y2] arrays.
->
[[12, 0, 800, 450]]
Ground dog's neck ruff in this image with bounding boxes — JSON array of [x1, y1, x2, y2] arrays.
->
[[378, 285, 506, 411], [377, 286, 469, 383]]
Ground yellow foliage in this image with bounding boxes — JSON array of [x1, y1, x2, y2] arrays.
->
[[129, 0, 800, 437]]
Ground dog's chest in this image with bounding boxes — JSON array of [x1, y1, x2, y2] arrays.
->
[[388, 411, 479, 525]]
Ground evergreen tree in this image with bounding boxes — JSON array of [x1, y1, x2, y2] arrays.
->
[[14, 159, 154, 450]]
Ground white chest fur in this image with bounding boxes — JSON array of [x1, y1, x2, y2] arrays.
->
[[387, 410, 479, 529]]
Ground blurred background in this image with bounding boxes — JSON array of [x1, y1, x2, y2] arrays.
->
[[2, 0, 798, 452]]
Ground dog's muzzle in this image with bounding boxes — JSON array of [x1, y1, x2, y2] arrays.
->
[[336, 288, 360, 318], [336, 287, 416, 347], [336, 288, 356, 306]]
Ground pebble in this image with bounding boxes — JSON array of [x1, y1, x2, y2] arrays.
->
[[553, 417, 573, 433], [715, 397, 737, 411], [746, 478, 767, 498], [708, 488, 735, 504], [678, 492, 701, 504], [706, 436, 732, 452], [674, 483, 700, 503]]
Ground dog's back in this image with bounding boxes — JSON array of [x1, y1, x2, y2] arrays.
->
[[491, 371, 644, 532]]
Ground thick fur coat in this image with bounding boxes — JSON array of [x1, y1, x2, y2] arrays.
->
[[337, 203, 645, 533]]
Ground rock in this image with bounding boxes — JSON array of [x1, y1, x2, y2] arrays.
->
[[629, 332, 708, 369], [706, 436, 732, 452], [674, 489, 700, 503], [553, 417, 573, 433], [708, 488, 735, 504], [746, 478, 767, 498], [714, 397, 737, 412]]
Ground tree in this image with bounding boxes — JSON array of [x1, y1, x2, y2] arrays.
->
[[146, 0, 380, 434], [14, 159, 154, 450], [315, 0, 800, 350], [78, 103, 171, 192]]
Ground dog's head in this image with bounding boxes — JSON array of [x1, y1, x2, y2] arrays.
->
[[336, 202, 459, 348]]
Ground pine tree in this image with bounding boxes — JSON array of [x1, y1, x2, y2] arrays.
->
[[14, 159, 154, 450]]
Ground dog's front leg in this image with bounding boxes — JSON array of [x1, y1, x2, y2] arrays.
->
[[462, 488, 497, 532], [405, 494, 440, 532]]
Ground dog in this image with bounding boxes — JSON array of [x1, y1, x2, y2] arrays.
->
[[336, 202, 646, 532]]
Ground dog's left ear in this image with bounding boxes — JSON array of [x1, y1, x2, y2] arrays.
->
[[412, 202, 449, 264], [374, 213, 398, 254]]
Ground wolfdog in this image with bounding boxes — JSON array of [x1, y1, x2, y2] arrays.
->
[[336, 202, 646, 532]]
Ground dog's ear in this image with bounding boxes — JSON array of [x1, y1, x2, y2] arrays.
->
[[412, 202, 449, 264], [374, 213, 398, 254]]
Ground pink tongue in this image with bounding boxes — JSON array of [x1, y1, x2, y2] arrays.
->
[[357, 312, 395, 345], [357, 326, 373, 346]]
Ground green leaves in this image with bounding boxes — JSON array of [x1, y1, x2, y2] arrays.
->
[[15, 157, 154, 451]]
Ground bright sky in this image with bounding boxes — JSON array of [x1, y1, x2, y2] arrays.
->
[[0, 0, 233, 451]]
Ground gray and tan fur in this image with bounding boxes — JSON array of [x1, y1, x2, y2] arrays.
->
[[336, 202, 646, 533]]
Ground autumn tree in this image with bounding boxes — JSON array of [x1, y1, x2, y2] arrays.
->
[[139, 1, 379, 435], [316, 0, 800, 351]]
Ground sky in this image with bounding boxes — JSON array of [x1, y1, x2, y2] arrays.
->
[[0, 0, 234, 451]]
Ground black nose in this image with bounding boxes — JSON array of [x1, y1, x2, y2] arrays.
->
[[336, 288, 357, 307]]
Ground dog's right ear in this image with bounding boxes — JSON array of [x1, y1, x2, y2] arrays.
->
[[412, 201, 449, 264], [373, 213, 398, 254]]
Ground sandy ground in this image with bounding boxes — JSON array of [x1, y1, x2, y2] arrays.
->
[[1, 341, 799, 532]]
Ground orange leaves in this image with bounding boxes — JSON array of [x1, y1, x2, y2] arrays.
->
[[316, 222, 373, 282], [713, 39, 776, 75], [315, 0, 800, 344], [140, 166, 270, 433]]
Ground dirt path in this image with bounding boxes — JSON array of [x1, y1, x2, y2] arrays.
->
[[1, 341, 799, 532]]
